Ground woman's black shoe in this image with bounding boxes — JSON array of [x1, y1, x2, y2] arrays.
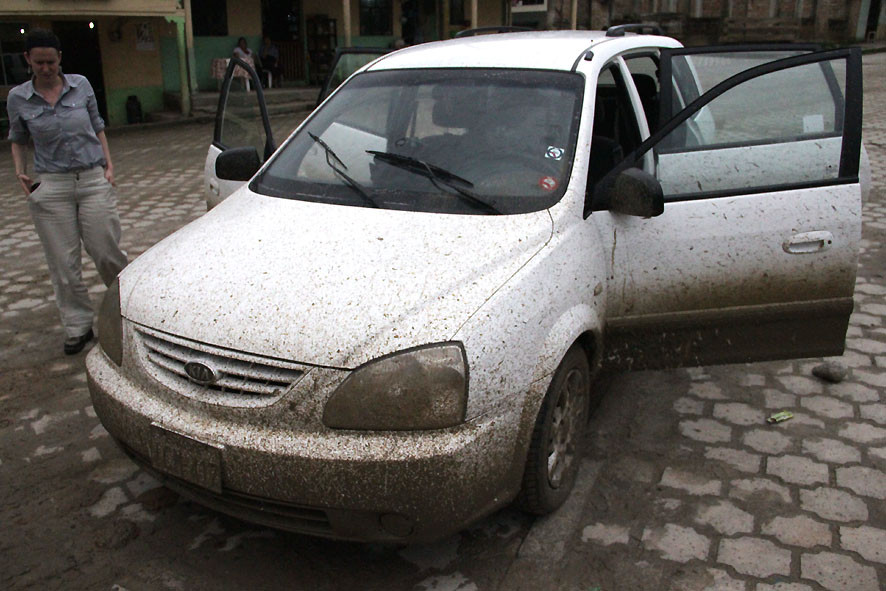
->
[[64, 329, 95, 355]]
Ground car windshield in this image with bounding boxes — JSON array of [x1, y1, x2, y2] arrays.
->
[[253, 69, 585, 215]]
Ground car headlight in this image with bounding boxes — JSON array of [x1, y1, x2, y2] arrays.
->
[[97, 278, 123, 366], [323, 342, 468, 430]]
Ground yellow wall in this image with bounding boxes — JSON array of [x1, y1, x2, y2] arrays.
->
[[98, 17, 171, 89], [304, 0, 345, 33], [303, 0, 404, 41], [227, 0, 263, 36], [0, 0, 182, 17], [478, 1, 502, 27]]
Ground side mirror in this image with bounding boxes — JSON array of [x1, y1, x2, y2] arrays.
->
[[607, 167, 664, 217], [216, 146, 261, 181]]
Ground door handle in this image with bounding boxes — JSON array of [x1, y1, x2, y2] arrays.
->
[[783, 231, 833, 254], [209, 179, 220, 195]]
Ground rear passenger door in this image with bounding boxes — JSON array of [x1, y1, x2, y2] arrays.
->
[[592, 47, 863, 371]]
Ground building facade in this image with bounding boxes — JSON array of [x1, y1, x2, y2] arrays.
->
[[2, 0, 883, 127], [1, 0, 189, 127]]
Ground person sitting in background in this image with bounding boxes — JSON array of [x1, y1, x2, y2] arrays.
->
[[258, 36, 281, 87], [232, 37, 258, 67]]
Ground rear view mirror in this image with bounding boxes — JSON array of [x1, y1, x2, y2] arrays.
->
[[216, 146, 261, 181], [606, 168, 664, 217]]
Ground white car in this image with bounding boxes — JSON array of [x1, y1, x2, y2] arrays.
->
[[88, 27, 864, 542]]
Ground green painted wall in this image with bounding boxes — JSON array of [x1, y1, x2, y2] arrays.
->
[[347, 36, 393, 48], [106, 86, 164, 127], [160, 36, 181, 92], [194, 35, 262, 91]]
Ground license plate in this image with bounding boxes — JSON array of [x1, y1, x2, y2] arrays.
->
[[148, 423, 223, 494]]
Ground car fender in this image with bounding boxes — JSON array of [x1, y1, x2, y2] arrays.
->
[[529, 303, 602, 385], [452, 221, 607, 501], [500, 305, 601, 491]]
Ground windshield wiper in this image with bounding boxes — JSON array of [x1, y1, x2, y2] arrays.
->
[[367, 150, 501, 215], [309, 132, 378, 208]]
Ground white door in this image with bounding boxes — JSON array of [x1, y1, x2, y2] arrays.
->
[[591, 47, 863, 371], [203, 57, 275, 209]]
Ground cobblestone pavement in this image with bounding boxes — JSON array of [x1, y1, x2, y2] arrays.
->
[[1, 53, 884, 591]]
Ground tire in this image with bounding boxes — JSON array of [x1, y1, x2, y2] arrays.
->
[[516, 345, 591, 515]]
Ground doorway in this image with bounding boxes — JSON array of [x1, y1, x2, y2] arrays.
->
[[402, 0, 439, 45], [867, 0, 883, 40], [52, 20, 107, 121], [261, 0, 305, 83]]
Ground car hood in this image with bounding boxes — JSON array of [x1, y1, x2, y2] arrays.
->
[[121, 191, 553, 368]]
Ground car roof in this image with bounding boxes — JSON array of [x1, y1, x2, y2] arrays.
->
[[368, 30, 682, 72]]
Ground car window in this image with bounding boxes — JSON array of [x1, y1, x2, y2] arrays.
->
[[624, 54, 660, 131], [588, 64, 643, 194], [318, 50, 390, 103], [664, 48, 816, 121], [218, 87, 268, 157], [653, 55, 851, 199], [255, 69, 585, 215]]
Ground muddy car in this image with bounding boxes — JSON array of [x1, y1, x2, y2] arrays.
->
[[87, 28, 864, 542]]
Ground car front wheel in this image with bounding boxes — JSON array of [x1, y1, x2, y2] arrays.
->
[[516, 344, 591, 514]]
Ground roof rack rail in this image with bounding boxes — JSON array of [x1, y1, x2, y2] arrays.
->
[[455, 26, 531, 38], [605, 23, 664, 37]]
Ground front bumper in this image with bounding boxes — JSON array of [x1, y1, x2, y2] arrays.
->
[[86, 346, 523, 542]]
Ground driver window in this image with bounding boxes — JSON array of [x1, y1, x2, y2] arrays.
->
[[219, 75, 268, 157], [655, 56, 849, 199]]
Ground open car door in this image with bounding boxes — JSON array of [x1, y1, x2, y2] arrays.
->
[[593, 47, 863, 371], [203, 57, 276, 209]]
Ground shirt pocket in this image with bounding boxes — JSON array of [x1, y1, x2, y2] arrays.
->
[[58, 99, 92, 129], [21, 108, 57, 140]]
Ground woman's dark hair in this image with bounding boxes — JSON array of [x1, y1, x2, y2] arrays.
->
[[26, 28, 61, 52], [237, 36, 247, 44]]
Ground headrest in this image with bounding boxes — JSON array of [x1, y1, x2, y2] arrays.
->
[[631, 73, 657, 98]]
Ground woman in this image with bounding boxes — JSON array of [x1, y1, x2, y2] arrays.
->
[[7, 29, 127, 355], [233, 36, 256, 64]]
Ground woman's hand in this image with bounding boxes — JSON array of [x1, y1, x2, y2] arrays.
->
[[16, 172, 34, 195], [104, 165, 116, 187]]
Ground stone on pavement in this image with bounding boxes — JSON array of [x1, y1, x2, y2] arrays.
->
[[812, 360, 847, 383]]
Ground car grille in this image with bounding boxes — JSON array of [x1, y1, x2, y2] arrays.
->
[[134, 325, 306, 404]]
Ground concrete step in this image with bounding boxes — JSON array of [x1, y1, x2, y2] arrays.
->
[[190, 86, 320, 111], [191, 98, 317, 119]]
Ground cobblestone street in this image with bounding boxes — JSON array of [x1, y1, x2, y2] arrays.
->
[[1, 53, 884, 591]]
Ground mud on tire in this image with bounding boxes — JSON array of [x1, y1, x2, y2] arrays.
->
[[516, 344, 591, 515]]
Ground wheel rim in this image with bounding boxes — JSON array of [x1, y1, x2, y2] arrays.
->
[[546, 366, 586, 488]]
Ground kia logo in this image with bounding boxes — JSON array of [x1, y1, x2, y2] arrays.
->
[[184, 361, 219, 385]]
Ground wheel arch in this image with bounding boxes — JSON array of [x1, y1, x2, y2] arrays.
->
[[500, 306, 603, 504]]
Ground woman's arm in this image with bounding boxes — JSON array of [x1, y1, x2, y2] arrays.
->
[[97, 130, 115, 186], [11, 142, 33, 195]]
